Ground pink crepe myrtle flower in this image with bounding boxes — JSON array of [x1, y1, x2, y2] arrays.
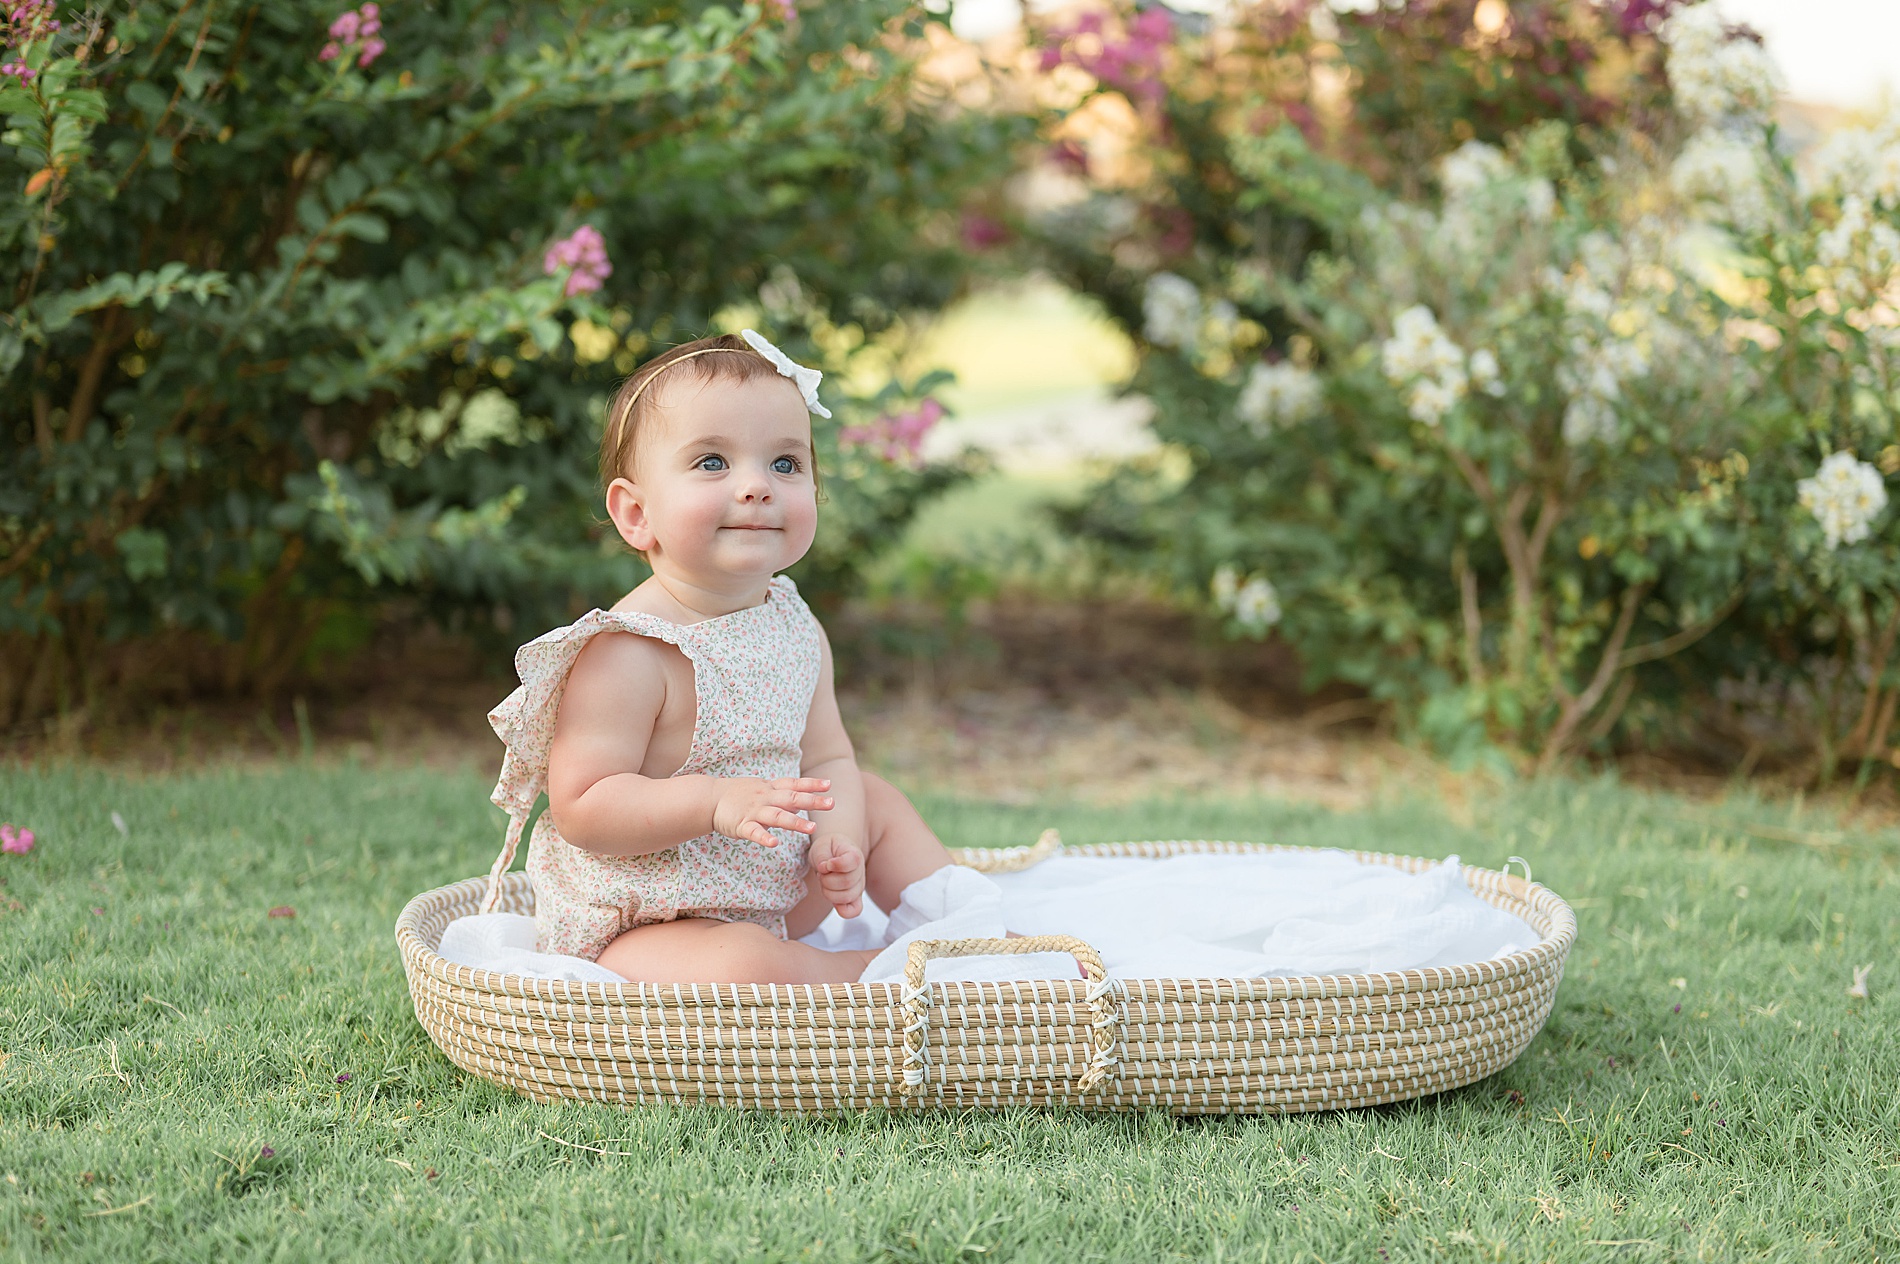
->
[[960, 212, 1009, 251], [1036, 6, 1173, 106], [2, 0, 58, 47], [1, 823, 34, 854], [772, 0, 797, 19], [0, 0, 55, 83], [1047, 139, 1090, 176], [1614, 0, 1682, 38], [840, 398, 943, 467], [320, 3, 384, 69], [542, 224, 612, 297]]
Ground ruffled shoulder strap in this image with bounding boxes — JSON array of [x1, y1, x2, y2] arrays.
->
[[767, 573, 818, 633], [478, 607, 690, 913]]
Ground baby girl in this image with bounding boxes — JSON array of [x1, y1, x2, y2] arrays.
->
[[478, 331, 958, 984]]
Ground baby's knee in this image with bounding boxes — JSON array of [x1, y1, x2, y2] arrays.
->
[[861, 770, 917, 824], [701, 922, 792, 981]]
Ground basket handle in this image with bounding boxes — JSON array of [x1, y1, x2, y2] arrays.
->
[[898, 934, 1121, 1095]]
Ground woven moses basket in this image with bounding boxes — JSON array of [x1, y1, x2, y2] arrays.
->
[[396, 836, 1576, 1115]]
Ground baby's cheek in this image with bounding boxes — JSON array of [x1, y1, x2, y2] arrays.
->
[[784, 490, 819, 551]]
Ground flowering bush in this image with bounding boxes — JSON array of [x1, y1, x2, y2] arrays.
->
[[319, 3, 385, 68], [0, 2, 1022, 723], [840, 397, 945, 468], [1023, 0, 1900, 775], [542, 225, 612, 299]]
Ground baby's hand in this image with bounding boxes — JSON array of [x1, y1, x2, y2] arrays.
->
[[808, 834, 866, 918], [713, 777, 833, 848]]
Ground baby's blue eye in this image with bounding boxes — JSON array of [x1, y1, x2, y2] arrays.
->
[[772, 456, 799, 475], [696, 454, 727, 472]]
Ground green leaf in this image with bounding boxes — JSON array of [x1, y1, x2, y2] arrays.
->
[[332, 213, 388, 243], [20, 267, 230, 338], [115, 528, 169, 581], [56, 87, 108, 124], [296, 194, 329, 234], [175, 63, 214, 101]]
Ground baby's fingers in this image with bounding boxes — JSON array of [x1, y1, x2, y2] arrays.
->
[[738, 820, 778, 847], [772, 776, 832, 794], [814, 848, 862, 875], [750, 808, 816, 839], [769, 789, 834, 813]]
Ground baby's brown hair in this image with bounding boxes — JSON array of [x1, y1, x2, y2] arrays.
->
[[598, 334, 792, 493]]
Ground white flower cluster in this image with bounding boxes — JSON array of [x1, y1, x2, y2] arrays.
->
[[1433, 142, 1556, 261], [1143, 271, 1244, 360], [1815, 195, 1900, 309], [1805, 113, 1900, 209], [1469, 347, 1504, 397], [1236, 361, 1323, 433], [1144, 272, 1203, 350], [1212, 565, 1282, 635], [1671, 131, 1771, 234], [1797, 451, 1888, 549], [1662, 3, 1780, 130], [1439, 140, 1513, 200], [1558, 337, 1648, 446], [1547, 239, 1653, 447], [759, 265, 811, 320], [1381, 305, 1485, 424]]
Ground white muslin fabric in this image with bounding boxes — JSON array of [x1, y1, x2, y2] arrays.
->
[[435, 849, 1538, 986], [438, 912, 629, 984]]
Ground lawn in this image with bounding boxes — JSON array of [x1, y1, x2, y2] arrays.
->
[[1, 760, 1895, 1262]]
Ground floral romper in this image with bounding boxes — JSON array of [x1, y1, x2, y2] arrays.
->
[[478, 575, 822, 961]]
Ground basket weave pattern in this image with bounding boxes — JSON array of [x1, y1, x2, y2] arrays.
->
[[396, 841, 1575, 1115]]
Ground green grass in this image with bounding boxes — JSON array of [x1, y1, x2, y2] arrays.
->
[[2, 761, 1896, 1262]]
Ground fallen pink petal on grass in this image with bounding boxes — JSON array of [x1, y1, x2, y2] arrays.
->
[[0, 823, 34, 854], [269, 905, 297, 918]]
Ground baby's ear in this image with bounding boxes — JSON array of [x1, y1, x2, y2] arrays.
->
[[604, 477, 655, 553]]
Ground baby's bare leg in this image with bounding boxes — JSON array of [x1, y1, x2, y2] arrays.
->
[[596, 918, 875, 985], [860, 771, 955, 914]]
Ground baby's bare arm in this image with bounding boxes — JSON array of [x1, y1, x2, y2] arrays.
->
[[548, 632, 832, 856], [800, 630, 869, 913]]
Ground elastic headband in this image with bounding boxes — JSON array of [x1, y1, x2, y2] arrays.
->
[[609, 328, 831, 456]]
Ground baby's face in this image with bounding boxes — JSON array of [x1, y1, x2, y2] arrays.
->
[[614, 373, 818, 586]]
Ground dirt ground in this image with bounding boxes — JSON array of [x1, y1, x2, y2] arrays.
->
[[5, 597, 1873, 826], [5, 599, 1410, 804]]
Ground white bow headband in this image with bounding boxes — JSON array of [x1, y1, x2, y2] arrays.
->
[[616, 328, 832, 422]]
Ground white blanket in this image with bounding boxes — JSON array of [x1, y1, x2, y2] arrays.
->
[[437, 849, 1538, 986]]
